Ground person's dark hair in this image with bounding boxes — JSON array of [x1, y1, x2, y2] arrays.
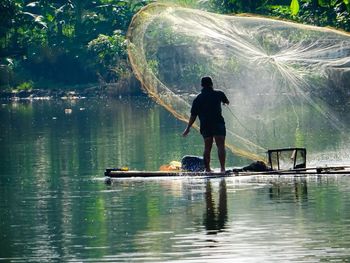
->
[[201, 76, 213, 88]]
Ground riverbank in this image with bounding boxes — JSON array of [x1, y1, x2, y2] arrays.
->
[[0, 77, 144, 101]]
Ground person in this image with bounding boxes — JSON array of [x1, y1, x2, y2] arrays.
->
[[182, 76, 229, 173]]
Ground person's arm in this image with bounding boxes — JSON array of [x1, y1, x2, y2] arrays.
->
[[221, 92, 229, 105], [182, 115, 197, 137]]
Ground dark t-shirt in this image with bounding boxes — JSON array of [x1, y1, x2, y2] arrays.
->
[[190, 88, 229, 134]]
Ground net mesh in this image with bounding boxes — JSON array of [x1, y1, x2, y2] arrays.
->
[[127, 3, 350, 161]]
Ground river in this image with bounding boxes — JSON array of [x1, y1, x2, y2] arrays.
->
[[1, 97, 350, 262]]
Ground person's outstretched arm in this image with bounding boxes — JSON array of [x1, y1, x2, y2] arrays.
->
[[221, 92, 229, 105], [182, 115, 197, 137]]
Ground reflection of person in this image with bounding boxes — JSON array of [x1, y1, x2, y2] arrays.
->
[[182, 76, 229, 172], [203, 179, 227, 233]]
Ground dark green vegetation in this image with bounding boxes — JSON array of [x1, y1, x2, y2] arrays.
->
[[0, 0, 349, 92], [0, 0, 149, 93], [210, 0, 350, 32]]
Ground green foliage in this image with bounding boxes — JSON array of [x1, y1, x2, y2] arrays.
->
[[159, 0, 211, 8], [290, 0, 300, 15], [0, 0, 19, 38], [227, 56, 240, 73], [87, 31, 128, 81], [1, 0, 349, 89], [181, 63, 208, 85], [209, 0, 350, 31], [208, 0, 270, 13], [283, 0, 350, 31], [0, 0, 151, 88], [148, 59, 160, 77], [88, 32, 127, 63], [17, 81, 34, 91]]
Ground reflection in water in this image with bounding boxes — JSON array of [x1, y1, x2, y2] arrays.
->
[[203, 179, 227, 234], [1, 99, 350, 262], [268, 178, 308, 203]]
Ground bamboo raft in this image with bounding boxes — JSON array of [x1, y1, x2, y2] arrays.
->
[[104, 166, 350, 178], [105, 148, 350, 179]]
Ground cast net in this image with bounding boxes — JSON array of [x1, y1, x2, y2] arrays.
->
[[127, 3, 350, 162]]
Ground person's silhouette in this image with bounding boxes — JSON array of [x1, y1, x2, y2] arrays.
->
[[182, 77, 229, 173]]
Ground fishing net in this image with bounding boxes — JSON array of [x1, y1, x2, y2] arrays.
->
[[127, 3, 350, 162]]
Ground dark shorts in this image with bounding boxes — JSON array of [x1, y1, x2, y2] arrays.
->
[[200, 123, 226, 138]]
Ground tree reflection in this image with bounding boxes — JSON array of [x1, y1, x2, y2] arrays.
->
[[203, 179, 227, 234]]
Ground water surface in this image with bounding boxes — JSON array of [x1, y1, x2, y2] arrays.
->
[[1, 98, 350, 262]]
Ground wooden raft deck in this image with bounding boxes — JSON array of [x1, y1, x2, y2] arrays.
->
[[105, 166, 350, 178]]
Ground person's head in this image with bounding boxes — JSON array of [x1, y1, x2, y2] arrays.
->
[[201, 76, 213, 89]]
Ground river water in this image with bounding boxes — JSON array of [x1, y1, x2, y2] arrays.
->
[[1, 97, 350, 262]]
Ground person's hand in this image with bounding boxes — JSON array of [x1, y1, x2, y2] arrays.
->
[[182, 127, 190, 137]]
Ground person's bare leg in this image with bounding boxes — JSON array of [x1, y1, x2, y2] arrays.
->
[[203, 137, 213, 172], [215, 136, 226, 173]]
